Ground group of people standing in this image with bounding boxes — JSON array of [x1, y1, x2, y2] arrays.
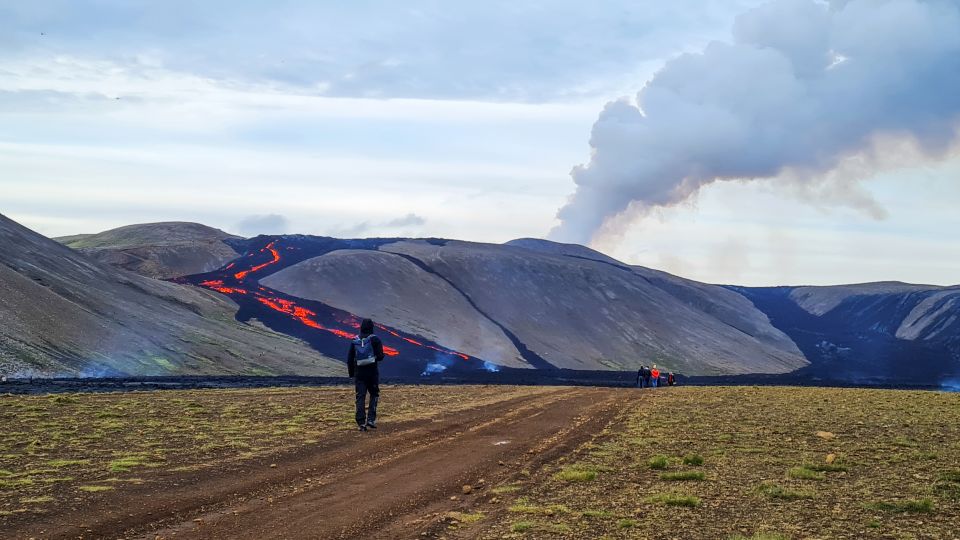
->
[[636, 364, 675, 388]]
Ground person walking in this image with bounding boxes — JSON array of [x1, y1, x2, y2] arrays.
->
[[636, 367, 644, 388], [650, 365, 661, 388], [642, 365, 652, 388], [348, 318, 385, 431], [667, 372, 676, 386]]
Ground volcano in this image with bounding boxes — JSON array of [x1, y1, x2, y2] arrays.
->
[[176, 236, 506, 377], [176, 234, 807, 376]]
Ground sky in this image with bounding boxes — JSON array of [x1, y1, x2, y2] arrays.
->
[[1, 0, 958, 286]]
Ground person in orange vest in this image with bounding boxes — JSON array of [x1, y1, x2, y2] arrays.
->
[[650, 365, 661, 388]]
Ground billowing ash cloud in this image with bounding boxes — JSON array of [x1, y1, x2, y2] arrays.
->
[[552, 0, 960, 245], [236, 214, 289, 236]]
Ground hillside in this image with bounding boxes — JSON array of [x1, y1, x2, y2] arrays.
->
[[262, 238, 807, 375], [734, 283, 960, 384], [56, 222, 241, 279], [0, 214, 341, 377]]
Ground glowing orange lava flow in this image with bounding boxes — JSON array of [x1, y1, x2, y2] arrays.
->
[[377, 324, 469, 360], [199, 279, 249, 295], [235, 241, 280, 280], [196, 239, 466, 361], [255, 295, 400, 356]]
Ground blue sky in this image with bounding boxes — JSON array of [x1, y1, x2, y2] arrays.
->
[[1, 0, 958, 285]]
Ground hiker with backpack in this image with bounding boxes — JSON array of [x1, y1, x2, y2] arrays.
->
[[348, 318, 385, 431]]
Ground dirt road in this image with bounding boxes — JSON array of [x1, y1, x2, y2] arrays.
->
[[13, 386, 624, 539]]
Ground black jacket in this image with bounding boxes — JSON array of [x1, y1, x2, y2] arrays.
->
[[347, 334, 385, 378]]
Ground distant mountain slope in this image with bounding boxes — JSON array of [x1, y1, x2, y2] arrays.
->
[[261, 249, 527, 368], [733, 284, 960, 384], [0, 214, 340, 377], [263, 238, 808, 375], [56, 222, 241, 279]]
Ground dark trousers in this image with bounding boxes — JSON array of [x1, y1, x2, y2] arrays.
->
[[355, 372, 379, 426]]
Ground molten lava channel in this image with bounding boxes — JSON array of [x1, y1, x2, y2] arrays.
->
[[192, 238, 476, 363]]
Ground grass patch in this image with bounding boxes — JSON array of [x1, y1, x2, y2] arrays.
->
[[491, 484, 521, 495], [508, 500, 570, 515], [646, 493, 701, 507], [755, 482, 814, 500], [618, 518, 637, 528], [788, 466, 825, 480], [78, 485, 114, 492], [682, 453, 704, 466], [49, 395, 77, 405], [729, 534, 788, 540], [581, 509, 614, 518], [648, 454, 669, 469], [939, 470, 960, 483], [511, 521, 535, 532], [447, 511, 484, 523], [864, 498, 934, 514], [553, 466, 597, 483], [21, 495, 54, 504], [660, 471, 705, 481], [0, 478, 35, 490], [108, 454, 159, 472]]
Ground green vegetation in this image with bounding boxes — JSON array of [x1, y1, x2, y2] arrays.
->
[[646, 493, 701, 507], [618, 518, 637, 528], [511, 521, 534, 532], [660, 471, 705, 481], [864, 498, 934, 514], [553, 465, 597, 482], [491, 484, 522, 495], [580, 509, 613, 518], [648, 454, 669, 469], [447, 511, 484, 523], [682, 453, 704, 466], [787, 466, 825, 481], [729, 534, 787, 540]]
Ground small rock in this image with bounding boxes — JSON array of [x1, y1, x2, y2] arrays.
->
[[826, 453, 837, 464], [270, 463, 277, 468], [449, 495, 458, 501], [815, 431, 836, 440], [462, 485, 472, 494], [498, 460, 506, 466], [267, 497, 274, 504], [477, 478, 485, 485]]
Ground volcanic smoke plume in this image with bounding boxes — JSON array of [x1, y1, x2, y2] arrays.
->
[[551, 0, 960, 245]]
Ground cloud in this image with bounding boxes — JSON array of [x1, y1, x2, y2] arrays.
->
[[384, 213, 426, 227], [551, 0, 960, 245], [236, 214, 288, 236], [333, 213, 428, 238], [0, 1, 760, 102]]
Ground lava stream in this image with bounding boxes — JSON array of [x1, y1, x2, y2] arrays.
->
[[187, 237, 476, 364]]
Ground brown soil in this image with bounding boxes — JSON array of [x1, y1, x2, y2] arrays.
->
[[4, 386, 622, 539]]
